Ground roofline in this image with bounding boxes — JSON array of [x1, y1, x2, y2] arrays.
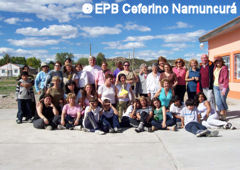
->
[[199, 16, 240, 42], [0, 63, 21, 68]]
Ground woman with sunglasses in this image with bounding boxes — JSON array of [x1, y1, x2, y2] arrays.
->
[[116, 61, 138, 90], [173, 58, 187, 102]]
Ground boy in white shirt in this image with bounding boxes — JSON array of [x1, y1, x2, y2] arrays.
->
[[180, 99, 219, 137]]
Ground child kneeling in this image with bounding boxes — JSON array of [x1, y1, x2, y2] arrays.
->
[[101, 99, 121, 133], [180, 99, 219, 137]]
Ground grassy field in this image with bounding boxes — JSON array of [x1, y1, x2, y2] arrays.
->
[[0, 77, 16, 94]]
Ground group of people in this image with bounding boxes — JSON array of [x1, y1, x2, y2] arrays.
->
[[15, 54, 235, 137]]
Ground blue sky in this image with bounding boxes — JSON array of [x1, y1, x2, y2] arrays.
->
[[0, 0, 239, 62]]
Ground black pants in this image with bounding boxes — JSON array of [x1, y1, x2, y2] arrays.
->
[[17, 99, 32, 120], [175, 85, 186, 102], [64, 115, 82, 129], [33, 115, 60, 129], [129, 111, 151, 127], [187, 91, 197, 100]]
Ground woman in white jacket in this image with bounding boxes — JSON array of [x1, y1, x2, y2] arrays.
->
[[147, 63, 161, 99]]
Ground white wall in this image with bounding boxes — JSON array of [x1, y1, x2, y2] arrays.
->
[[0, 63, 20, 77]]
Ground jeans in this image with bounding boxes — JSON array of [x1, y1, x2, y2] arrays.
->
[[151, 115, 175, 129], [64, 115, 82, 129], [83, 111, 100, 130], [202, 88, 216, 109], [101, 114, 120, 132], [213, 86, 229, 111], [17, 99, 32, 120], [129, 111, 151, 127], [33, 115, 60, 129], [185, 122, 207, 135]]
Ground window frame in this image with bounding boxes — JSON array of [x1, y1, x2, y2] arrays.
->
[[233, 50, 240, 82]]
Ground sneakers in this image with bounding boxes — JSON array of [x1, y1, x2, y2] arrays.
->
[[109, 128, 115, 133], [114, 127, 122, 133], [45, 125, 53, 130], [148, 127, 154, 133], [206, 130, 219, 137], [73, 125, 82, 130], [223, 123, 232, 129], [57, 124, 66, 130], [196, 129, 209, 137], [16, 119, 22, 124], [82, 128, 91, 132], [95, 130, 105, 135], [135, 122, 144, 133]]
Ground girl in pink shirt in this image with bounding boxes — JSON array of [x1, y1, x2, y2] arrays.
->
[[95, 61, 113, 90], [58, 93, 82, 130]]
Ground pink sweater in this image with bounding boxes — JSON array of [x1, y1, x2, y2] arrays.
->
[[214, 66, 229, 93]]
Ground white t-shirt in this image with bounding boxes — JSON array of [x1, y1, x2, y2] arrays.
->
[[170, 103, 184, 115], [180, 107, 199, 125], [102, 108, 114, 118], [123, 105, 133, 117], [98, 84, 116, 104], [74, 71, 88, 88], [146, 72, 160, 94], [84, 106, 102, 122], [83, 65, 101, 84]]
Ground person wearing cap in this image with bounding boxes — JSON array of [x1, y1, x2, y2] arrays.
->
[[35, 62, 49, 100], [83, 56, 101, 90], [146, 63, 161, 99], [199, 54, 215, 109]]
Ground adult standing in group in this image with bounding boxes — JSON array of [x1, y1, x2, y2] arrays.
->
[[173, 58, 187, 102], [95, 61, 113, 90], [146, 63, 161, 99], [213, 57, 229, 121], [98, 74, 117, 107], [83, 56, 101, 90], [185, 59, 200, 100], [73, 63, 88, 90], [35, 62, 49, 100], [63, 63, 75, 86], [199, 54, 215, 108], [159, 63, 178, 89], [116, 61, 138, 91], [113, 61, 123, 78], [136, 63, 149, 97], [45, 61, 63, 89], [157, 56, 167, 73]]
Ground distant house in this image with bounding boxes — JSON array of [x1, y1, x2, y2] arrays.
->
[[0, 63, 37, 77], [199, 16, 240, 99]]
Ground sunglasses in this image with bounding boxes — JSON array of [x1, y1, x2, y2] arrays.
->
[[55, 64, 60, 67], [176, 61, 182, 63]]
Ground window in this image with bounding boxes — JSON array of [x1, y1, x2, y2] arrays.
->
[[234, 54, 240, 80], [14, 69, 18, 73], [1, 70, 5, 73], [222, 56, 230, 78]]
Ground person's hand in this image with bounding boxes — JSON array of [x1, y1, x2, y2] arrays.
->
[[132, 115, 137, 119], [191, 77, 195, 81], [74, 120, 79, 126], [122, 94, 127, 98], [221, 91, 225, 96], [161, 122, 166, 128], [43, 118, 49, 125], [136, 114, 141, 120], [61, 119, 65, 126], [195, 77, 199, 81], [133, 102, 137, 108]]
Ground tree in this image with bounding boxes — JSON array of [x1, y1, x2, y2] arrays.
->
[[11, 56, 26, 65], [96, 52, 106, 65], [55, 52, 74, 65], [48, 61, 55, 70], [77, 58, 88, 66], [26, 57, 41, 69]]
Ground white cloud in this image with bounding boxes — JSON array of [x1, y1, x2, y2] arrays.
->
[[124, 30, 206, 43], [16, 25, 78, 39], [4, 17, 33, 24], [115, 0, 125, 3], [0, 0, 92, 22], [8, 37, 60, 47], [80, 25, 122, 37], [0, 47, 48, 58], [103, 41, 145, 50], [124, 22, 151, 32], [166, 21, 193, 30]]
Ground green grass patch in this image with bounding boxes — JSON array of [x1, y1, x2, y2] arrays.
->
[[0, 86, 16, 94]]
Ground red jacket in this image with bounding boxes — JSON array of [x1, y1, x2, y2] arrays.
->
[[214, 65, 229, 93]]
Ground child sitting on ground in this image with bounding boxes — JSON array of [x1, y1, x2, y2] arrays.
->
[[101, 99, 121, 133], [58, 93, 82, 130], [82, 97, 105, 135], [170, 96, 185, 128], [151, 97, 176, 132], [180, 99, 219, 137], [16, 71, 34, 124]]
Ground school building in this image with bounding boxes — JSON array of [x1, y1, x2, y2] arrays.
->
[[199, 16, 240, 99]]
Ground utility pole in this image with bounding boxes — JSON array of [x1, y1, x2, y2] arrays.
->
[[132, 48, 135, 71], [90, 43, 92, 56]]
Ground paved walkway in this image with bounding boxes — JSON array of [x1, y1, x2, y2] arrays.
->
[[0, 98, 240, 170]]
